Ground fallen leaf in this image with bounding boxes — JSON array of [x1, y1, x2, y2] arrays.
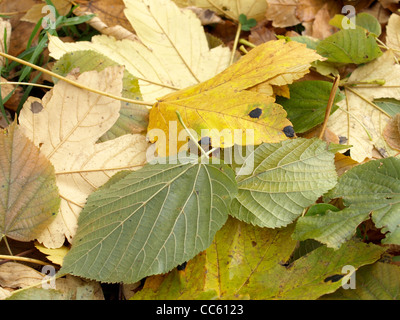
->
[[59, 156, 237, 283], [383, 113, 400, 151], [230, 138, 337, 228], [49, 0, 231, 102], [21, 0, 72, 24], [19, 67, 149, 248], [173, 0, 267, 21], [148, 40, 322, 156], [0, 122, 60, 242], [294, 157, 400, 248], [73, 0, 135, 33], [0, 263, 104, 300], [34, 242, 69, 266], [265, 0, 300, 28], [322, 262, 400, 300], [327, 50, 400, 162], [132, 217, 385, 299], [386, 13, 400, 58]]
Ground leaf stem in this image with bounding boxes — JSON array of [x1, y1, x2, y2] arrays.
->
[[319, 75, 340, 140], [0, 51, 155, 108], [239, 39, 256, 48], [229, 22, 242, 66], [345, 86, 391, 118], [176, 111, 208, 158], [0, 81, 53, 89], [0, 254, 50, 266]]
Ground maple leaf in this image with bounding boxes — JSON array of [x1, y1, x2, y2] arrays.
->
[[147, 39, 322, 156], [48, 0, 231, 102], [19, 67, 149, 248]]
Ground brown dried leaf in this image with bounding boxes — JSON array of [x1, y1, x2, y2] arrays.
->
[[383, 113, 400, 151]]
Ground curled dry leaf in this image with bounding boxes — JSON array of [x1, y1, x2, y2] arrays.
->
[[383, 113, 400, 151], [19, 66, 149, 248]]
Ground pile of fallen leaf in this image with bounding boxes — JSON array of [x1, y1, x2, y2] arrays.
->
[[1, 0, 400, 300]]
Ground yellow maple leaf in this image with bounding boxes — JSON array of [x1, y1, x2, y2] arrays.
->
[[147, 39, 322, 157]]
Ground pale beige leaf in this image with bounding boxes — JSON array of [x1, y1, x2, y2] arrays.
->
[[327, 50, 400, 162], [19, 67, 149, 247], [386, 13, 400, 57], [48, 0, 231, 102], [0, 262, 44, 289], [173, 0, 267, 21]]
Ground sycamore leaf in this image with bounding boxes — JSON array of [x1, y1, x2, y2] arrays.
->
[[59, 156, 237, 283], [19, 67, 149, 248], [276, 80, 344, 133], [148, 40, 322, 157], [52, 50, 148, 141], [0, 122, 60, 242], [293, 157, 400, 249], [327, 50, 400, 162], [173, 0, 267, 21], [48, 0, 231, 102], [230, 138, 337, 228], [132, 217, 385, 299], [322, 262, 400, 300]]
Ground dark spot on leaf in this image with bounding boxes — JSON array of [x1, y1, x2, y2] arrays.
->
[[249, 108, 262, 119], [343, 149, 351, 157], [386, 197, 392, 200], [283, 126, 295, 137], [324, 274, 344, 283], [31, 101, 43, 113], [251, 241, 257, 247], [177, 261, 187, 271], [204, 9, 213, 19], [339, 136, 348, 144]]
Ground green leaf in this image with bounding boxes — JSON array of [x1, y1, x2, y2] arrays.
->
[[230, 138, 338, 228], [329, 13, 381, 37], [60, 156, 237, 283], [293, 157, 400, 248], [305, 203, 339, 217], [239, 13, 257, 31], [132, 217, 385, 300], [276, 81, 344, 133], [322, 262, 400, 300], [0, 122, 60, 241], [374, 98, 400, 117], [316, 27, 382, 64], [52, 50, 149, 141]]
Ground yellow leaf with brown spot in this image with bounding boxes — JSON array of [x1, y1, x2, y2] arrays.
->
[[147, 40, 322, 156]]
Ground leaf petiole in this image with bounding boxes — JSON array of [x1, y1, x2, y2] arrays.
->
[[176, 111, 209, 159]]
